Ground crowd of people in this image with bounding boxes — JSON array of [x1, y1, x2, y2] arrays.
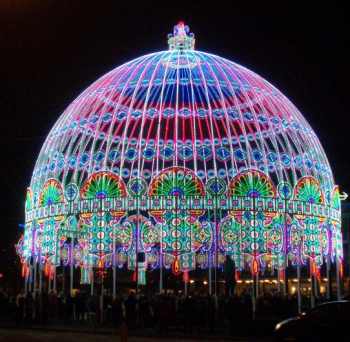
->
[[0, 286, 325, 336]]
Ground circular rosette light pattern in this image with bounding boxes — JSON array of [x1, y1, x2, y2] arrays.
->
[[81, 171, 127, 199], [39, 179, 64, 207], [294, 176, 324, 205], [149, 167, 205, 197], [229, 170, 276, 198], [81, 171, 127, 218], [149, 167, 205, 219]]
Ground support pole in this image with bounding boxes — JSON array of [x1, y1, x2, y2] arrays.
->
[[24, 272, 28, 295], [39, 262, 42, 294], [70, 239, 74, 295], [28, 265, 33, 293], [159, 224, 163, 294], [326, 256, 331, 300], [90, 269, 94, 296], [33, 261, 37, 297], [310, 267, 315, 309], [252, 275, 256, 320], [62, 266, 65, 294], [53, 266, 57, 293], [112, 225, 116, 299], [208, 259, 212, 296], [113, 265, 116, 299], [100, 275, 104, 324], [297, 264, 302, 314], [336, 258, 341, 300]]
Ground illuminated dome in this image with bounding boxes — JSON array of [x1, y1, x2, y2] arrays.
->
[[18, 23, 342, 288]]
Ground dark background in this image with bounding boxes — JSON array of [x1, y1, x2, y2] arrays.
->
[[0, 1, 349, 288]]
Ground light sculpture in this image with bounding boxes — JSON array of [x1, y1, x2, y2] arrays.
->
[[17, 23, 342, 303]]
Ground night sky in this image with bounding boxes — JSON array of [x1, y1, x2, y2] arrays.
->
[[0, 1, 349, 287]]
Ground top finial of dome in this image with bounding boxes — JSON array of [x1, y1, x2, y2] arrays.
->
[[167, 22, 195, 50]]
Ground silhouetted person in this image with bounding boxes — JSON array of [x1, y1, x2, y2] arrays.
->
[[125, 292, 137, 329], [15, 291, 25, 326]]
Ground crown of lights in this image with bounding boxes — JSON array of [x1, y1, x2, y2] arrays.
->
[[17, 23, 343, 284], [168, 22, 195, 50]]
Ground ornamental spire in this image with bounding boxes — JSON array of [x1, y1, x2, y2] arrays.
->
[[167, 22, 195, 50]]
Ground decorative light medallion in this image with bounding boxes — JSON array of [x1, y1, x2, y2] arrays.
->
[[65, 183, 78, 201]]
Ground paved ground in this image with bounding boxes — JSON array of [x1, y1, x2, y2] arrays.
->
[[0, 328, 271, 341]]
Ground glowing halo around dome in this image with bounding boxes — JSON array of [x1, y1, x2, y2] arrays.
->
[[17, 22, 342, 291]]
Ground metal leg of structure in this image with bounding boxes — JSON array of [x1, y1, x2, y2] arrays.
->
[[24, 273, 28, 295], [336, 258, 341, 300], [252, 274, 256, 320], [100, 276, 104, 324], [70, 264, 74, 296], [90, 269, 94, 296], [28, 266, 32, 293], [326, 257, 331, 300], [39, 263, 42, 294], [297, 264, 302, 314], [53, 267, 57, 293], [313, 273, 318, 300], [159, 253, 163, 294], [184, 279, 188, 296], [113, 265, 117, 299], [70, 239, 74, 296], [310, 274, 315, 309], [209, 264, 212, 296], [33, 262, 37, 297], [62, 266, 65, 294]]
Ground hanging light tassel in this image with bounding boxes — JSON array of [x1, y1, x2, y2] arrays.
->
[[49, 264, 55, 280], [235, 270, 240, 282], [339, 260, 344, 279], [138, 262, 146, 286], [21, 262, 28, 278], [310, 258, 317, 277], [44, 261, 50, 278], [80, 267, 91, 284], [183, 270, 189, 283], [172, 257, 181, 276], [132, 270, 137, 282], [279, 268, 285, 281], [251, 258, 259, 276]]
